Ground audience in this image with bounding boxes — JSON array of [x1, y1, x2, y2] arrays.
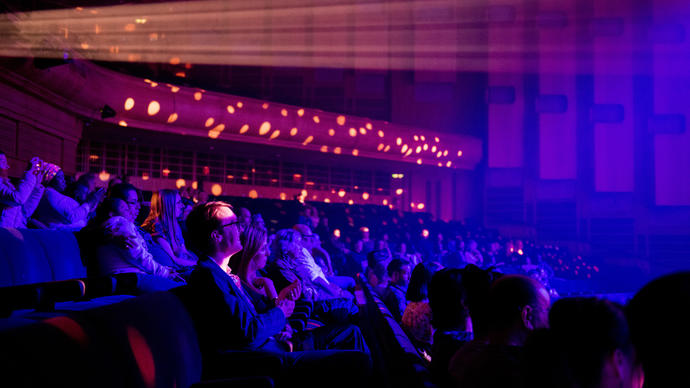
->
[[271, 228, 352, 301], [183, 201, 370, 388], [142, 189, 198, 268], [33, 164, 104, 230], [0, 152, 46, 228], [523, 297, 644, 388], [448, 274, 551, 388], [3, 161, 676, 388], [381, 258, 412, 322]]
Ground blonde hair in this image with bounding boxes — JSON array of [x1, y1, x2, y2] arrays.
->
[[143, 189, 185, 255]]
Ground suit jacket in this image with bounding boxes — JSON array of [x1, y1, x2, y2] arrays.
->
[[187, 258, 286, 353]]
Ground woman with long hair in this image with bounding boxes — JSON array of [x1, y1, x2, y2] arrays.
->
[[142, 189, 197, 268]]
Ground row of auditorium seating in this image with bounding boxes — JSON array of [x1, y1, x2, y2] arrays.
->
[[358, 278, 436, 388]]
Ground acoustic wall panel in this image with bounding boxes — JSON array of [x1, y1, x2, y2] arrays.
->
[[593, 2, 634, 192], [538, 0, 577, 180], [652, 2, 690, 206], [488, 2, 524, 168]]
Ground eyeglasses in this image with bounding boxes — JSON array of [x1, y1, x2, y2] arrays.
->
[[220, 221, 241, 229]]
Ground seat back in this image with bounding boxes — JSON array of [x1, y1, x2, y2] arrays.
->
[[0, 228, 85, 287], [0, 290, 202, 388]]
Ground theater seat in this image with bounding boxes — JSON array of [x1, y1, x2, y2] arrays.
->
[[0, 228, 86, 287]]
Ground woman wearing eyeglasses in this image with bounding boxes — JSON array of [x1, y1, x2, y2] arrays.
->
[[142, 189, 198, 268]]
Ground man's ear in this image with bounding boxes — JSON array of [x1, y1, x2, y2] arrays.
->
[[210, 229, 222, 243], [521, 305, 534, 330]]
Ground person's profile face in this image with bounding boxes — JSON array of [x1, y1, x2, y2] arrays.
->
[[124, 189, 140, 222], [253, 239, 269, 270], [218, 208, 242, 256], [0, 154, 9, 170], [532, 287, 551, 330]]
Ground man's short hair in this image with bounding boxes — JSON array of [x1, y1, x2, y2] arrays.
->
[[185, 201, 233, 256], [488, 275, 541, 331], [367, 249, 390, 269], [108, 183, 138, 201], [387, 258, 410, 277]]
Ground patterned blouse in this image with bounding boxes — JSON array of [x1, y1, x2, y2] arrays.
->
[[402, 301, 433, 345]]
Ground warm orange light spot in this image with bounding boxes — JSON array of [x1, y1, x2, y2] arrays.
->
[[396, 137, 402, 146], [352, 149, 359, 156], [437, 151, 443, 158], [362, 192, 370, 200], [377, 143, 385, 151], [401, 144, 408, 154], [438, 162, 443, 167], [290, 127, 298, 136], [248, 190, 258, 199], [300, 189, 308, 198], [320, 145, 328, 153], [213, 124, 225, 132], [337, 115, 346, 126], [226, 175, 234, 180], [389, 204, 394, 209], [141, 172, 150, 181], [176, 179, 186, 188], [435, 137, 440, 143], [269, 130, 280, 140], [208, 129, 221, 139], [348, 199, 354, 205], [118, 120, 128, 127], [239, 124, 250, 134], [415, 146, 422, 153], [446, 161, 452, 167], [422, 229, 430, 238], [124, 23, 135, 32], [146, 101, 160, 116], [149, 82, 158, 88], [349, 128, 357, 137], [227, 105, 235, 114], [383, 199, 389, 205], [338, 189, 346, 198], [333, 147, 342, 154], [168, 56, 181, 65], [262, 103, 269, 109], [302, 135, 314, 145], [98, 170, 110, 182], [457, 150, 463, 157], [404, 149, 413, 157], [193, 92, 202, 101], [236, 102, 243, 108], [280, 192, 287, 200], [359, 127, 367, 135], [324, 198, 331, 203], [281, 109, 288, 117], [411, 202, 415, 208], [423, 144, 429, 151], [328, 128, 335, 136], [306, 181, 315, 186], [191, 181, 198, 190], [297, 108, 304, 117], [167, 113, 178, 123], [413, 135, 419, 141], [417, 203, 425, 210], [417, 158, 423, 165], [396, 188, 403, 195], [205, 117, 215, 127], [170, 85, 180, 93], [431, 145, 437, 153], [162, 169, 170, 177], [209, 184, 222, 196], [366, 122, 373, 130], [124, 98, 135, 111], [313, 115, 320, 123], [378, 130, 384, 138], [383, 145, 391, 152], [259, 121, 271, 135], [175, 71, 186, 78], [80, 42, 89, 49], [443, 150, 449, 157]]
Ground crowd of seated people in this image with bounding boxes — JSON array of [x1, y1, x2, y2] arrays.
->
[[3, 152, 687, 388]]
